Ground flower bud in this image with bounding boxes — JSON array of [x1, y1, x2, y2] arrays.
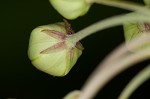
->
[[63, 90, 80, 99], [28, 20, 83, 76], [49, 0, 92, 20], [123, 21, 150, 51]]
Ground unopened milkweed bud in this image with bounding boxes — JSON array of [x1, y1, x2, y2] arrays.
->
[[49, 0, 92, 20], [123, 21, 150, 51], [28, 20, 83, 76], [63, 90, 80, 99]]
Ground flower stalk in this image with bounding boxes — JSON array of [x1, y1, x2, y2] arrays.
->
[[118, 65, 150, 99], [67, 13, 150, 45], [77, 33, 150, 99], [63, 1, 150, 97], [87, 0, 150, 16]]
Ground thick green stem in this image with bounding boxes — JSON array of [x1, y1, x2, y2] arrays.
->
[[78, 34, 150, 99], [87, 0, 150, 16], [118, 65, 150, 99], [67, 13, 150, 45]]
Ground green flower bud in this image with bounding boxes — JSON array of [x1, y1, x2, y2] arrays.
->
[[144, 0, 150, 6], [63, 90, 80, 99], [28, 20, 84, 76], [123, 21, 150, 51], [49, 0, 92, 20]]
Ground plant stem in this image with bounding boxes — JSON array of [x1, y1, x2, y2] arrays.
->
[[118, 65, 150, 99], [87, 0, 150, 16], [78, 34, 150, 99], [64, 1, 150, 99], [67, 13, 150, 45], [94, 33, 150, 68]]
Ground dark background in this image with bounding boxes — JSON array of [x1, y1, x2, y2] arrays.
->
[[0, 0, 149, 99]]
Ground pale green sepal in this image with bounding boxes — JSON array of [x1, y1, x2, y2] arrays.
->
[[49, 0, 92, 20]]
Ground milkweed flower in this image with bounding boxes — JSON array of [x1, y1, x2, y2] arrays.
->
[[49, 0, 92, 20], [28, 20, 84, 76]]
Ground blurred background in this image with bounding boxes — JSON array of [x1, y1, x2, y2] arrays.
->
[[0, 0, 149, 99]]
